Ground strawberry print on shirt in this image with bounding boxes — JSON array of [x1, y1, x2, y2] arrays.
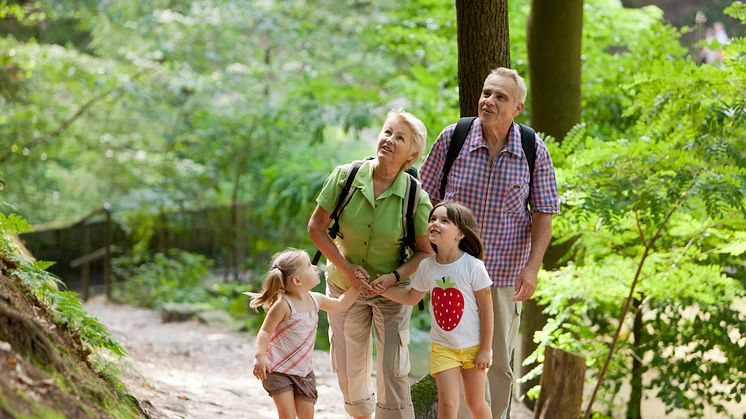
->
[[432, 276, 465, 331]]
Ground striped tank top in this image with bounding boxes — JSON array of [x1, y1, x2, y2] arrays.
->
[[267, 292, 319, 377]]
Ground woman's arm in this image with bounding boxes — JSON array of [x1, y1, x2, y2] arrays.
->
[[382, 286, 427, 306], [307, 205, 372, 291], [312, 286, 362, 313], [474, 287, 494, 371], [253, 299, 289, 380], [370, 234, 434, 294]]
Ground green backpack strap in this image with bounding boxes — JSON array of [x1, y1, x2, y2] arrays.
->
[[312, 158, 370, 266]]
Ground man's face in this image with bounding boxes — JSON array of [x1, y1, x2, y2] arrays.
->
[[478, 74, 524, 128]]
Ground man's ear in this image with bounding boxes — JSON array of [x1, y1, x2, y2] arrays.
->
[[515, 101, 525, 116]]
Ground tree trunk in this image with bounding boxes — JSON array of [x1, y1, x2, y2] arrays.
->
[[626, 297, 644, 419], [527, 0, 583, 141], [455, 0, 510, 117], [534, 346, 585, 419], [522, 0, 583, 407]]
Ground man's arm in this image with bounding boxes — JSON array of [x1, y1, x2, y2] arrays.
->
[[419, 125, 454, 203], [513, 212, 552, 301]]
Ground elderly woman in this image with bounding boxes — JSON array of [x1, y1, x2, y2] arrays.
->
[[308, 109, 434, 419]]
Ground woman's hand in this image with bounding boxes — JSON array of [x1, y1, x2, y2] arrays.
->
[[369, 272, 397, 296], [340, 262, 372, 292], [475, 349, 492, 372], [253, 354, 270, 381]]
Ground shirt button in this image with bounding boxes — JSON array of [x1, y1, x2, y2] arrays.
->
[[367, 224, 371, 228], [363, 241, 367, 245]]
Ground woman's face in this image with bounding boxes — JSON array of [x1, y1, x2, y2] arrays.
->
[[376, 116, 417, 170]]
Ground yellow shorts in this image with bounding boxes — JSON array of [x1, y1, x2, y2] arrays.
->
[[430, 343, 485, 375]]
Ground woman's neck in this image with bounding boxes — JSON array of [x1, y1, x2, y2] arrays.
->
[[372, 159, 400, 183], [435, 245, 464, 265], [372, 159, 400, 198]]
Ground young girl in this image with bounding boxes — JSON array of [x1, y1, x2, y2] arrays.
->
[[246, 248, 361, 419], [382, 202, 493, 419]]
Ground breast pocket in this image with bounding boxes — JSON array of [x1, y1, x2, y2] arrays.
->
[[503, 181, 529, 213]]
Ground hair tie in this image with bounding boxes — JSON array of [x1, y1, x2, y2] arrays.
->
[[271, 264, 280, 271]]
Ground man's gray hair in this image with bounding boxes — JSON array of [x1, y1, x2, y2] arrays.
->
[[388, 109, 427, 167], [488, 67, 527, 104]]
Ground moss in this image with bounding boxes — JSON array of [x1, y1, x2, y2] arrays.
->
[[411, 374, 438, 418]]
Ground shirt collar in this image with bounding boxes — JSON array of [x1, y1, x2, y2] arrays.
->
[[468, 120, 522, 156], [351, 159, 409, 204]]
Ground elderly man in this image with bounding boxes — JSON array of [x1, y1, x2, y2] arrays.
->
[[419, 67, 560, 418]]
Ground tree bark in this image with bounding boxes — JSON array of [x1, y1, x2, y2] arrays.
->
[[534, 346, 585, 419], [527, 0, 583, 141], [456, 0, 510, 117], [522, 0, 583, 408]]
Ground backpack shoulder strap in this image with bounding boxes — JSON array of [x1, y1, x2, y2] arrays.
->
[[312, 158, 369, 265], [401, 173, 420, 256], [439, 117, 477, 200], [401, 172, 425, 311], [518, 124, 537, 187]]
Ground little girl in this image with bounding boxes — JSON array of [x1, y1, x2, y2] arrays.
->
[[382, 202, 493, 419], [246, 248, 361, 419]]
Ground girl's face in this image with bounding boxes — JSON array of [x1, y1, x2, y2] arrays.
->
[[428, 206, 463, 248], [293, 253, 320, 291]]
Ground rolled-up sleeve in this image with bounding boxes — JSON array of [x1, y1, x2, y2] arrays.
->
[[316, 165, 347, 213], [529, 136, 560, 214]]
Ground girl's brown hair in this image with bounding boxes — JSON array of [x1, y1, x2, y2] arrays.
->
[[246, 248, 308, 311], [429, 201, 484, 260]]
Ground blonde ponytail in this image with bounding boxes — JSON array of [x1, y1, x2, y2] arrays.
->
[[244, 248, 308, 311]]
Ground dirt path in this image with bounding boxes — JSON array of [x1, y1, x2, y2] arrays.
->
[[85, 298, 348, 418], [85, 298, 534, 419]]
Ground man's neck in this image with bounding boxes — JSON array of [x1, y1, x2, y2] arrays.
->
[[482, 121, 513, 159]]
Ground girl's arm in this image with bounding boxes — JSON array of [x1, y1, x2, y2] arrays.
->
[[312, 286, 362, 313], [253, 299, 289, 381], [370, 234, 434, 294], [474, 287, 494, 371], [382, 286, 427, 306]]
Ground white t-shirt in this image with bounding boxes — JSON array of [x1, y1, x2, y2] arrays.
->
[[411, 253, 492, 349]]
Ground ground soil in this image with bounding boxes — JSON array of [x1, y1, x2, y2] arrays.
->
[[85, 298, 534, 419], [85, 297, 348, 418]]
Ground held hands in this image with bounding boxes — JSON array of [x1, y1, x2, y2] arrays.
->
[[475, 349, 492, 372], [369, 272, 397, 296], [342, 263, 372, 292], [513, 266, 538, 302], [252, 355, 270, 381]]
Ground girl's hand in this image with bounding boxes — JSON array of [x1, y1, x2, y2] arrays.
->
[[369, 273, 396, 296], [475, 349, 491, 372], [253, 355, 270, 381]]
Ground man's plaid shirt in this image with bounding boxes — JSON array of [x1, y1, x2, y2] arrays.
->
[[420, 120, 560, 288]]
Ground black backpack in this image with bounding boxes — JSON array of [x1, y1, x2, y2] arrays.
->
[[439, 117, 537, 202], [312, 157, 421, 267]]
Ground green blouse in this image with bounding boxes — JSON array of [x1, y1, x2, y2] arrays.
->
[[316, 160, 433, 290]]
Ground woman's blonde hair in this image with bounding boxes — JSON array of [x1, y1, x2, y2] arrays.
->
[[246, 248, 308, 311], [387, 109, 427, 168]]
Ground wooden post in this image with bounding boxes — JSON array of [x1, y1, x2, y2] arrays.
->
[[103, 204, 112, 299], [534, 346, 585, 419], [82, 221, 90, 301]]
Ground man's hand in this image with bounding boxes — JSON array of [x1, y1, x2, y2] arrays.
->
[[513, 267, 538, 302]]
